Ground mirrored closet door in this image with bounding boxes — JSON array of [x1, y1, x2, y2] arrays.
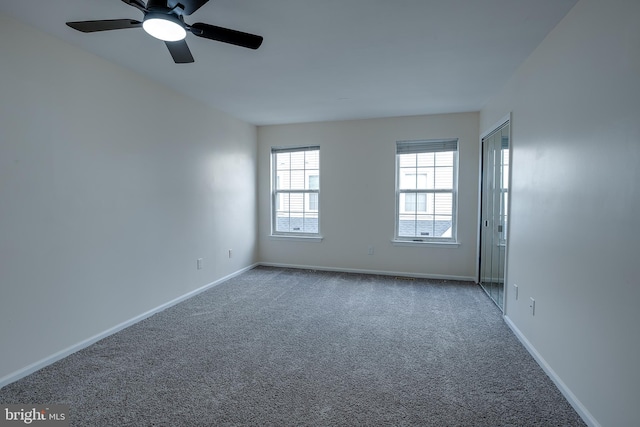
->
[[479, 122, 509, 310]]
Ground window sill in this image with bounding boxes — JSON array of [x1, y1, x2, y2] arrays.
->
[[392, 239, 460, 248], [270, 234, 324, 243]]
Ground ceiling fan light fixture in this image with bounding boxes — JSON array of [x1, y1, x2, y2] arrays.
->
[[142, 13, 186, 42], [66, 0, 263, 63]]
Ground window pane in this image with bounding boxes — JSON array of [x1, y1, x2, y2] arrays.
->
[[275, 192, 290, 232], [289, 193, 304, 213], [290, 151, 305, 169], [416, 215, 433, 237], [417, 193, 427, 212], [303, 213, 318, 233], [433, 167, 453, 189], [276, 215, 304, 233], [398, 214, 416, 237], [305, 150, 319, 169], [290, 170, 305, 190], [399, 170, 417, 189], [435, 151, 453, 166], [277, 193, 289, 211], [398, 153, 416, 168], [308, 174, 319, 190], [276, 152, 290, 170], [405, 193, 416, 212], [417, 152, 433, 167], [276, 171, 290, 190], [308, 193, 318, 211], [275, 216, 289, 232], [434, 216, 453, 237], [434, 193, 453, 215], [416, 169, 428, 189]]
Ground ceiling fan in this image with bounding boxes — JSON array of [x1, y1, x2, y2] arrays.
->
[[66, 0, 263, 63]]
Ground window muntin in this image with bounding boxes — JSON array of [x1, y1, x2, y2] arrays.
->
[[395, 139, 458, 242], [272, 146, 320, 235]]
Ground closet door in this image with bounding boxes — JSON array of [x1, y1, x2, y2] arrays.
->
[[479, 123, 509, 310]]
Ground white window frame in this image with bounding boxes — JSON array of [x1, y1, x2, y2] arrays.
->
[[271, 146, 320, 237], [394, 139, 459, 244]]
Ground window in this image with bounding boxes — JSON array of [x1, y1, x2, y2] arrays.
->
[[272, 146, 320, 235], [395, 139, 458, 242]]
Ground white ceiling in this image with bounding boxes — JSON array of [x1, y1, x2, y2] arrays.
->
[[0, 0, 577, 125]]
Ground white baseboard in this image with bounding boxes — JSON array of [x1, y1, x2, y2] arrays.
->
[[0, 263, 258, 389], [258, 262, 475, 282], [503, 315, 600, 427]]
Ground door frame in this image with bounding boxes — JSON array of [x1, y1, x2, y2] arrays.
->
[[477, 113, 512, 313]]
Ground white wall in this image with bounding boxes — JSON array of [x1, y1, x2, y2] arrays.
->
[[480, 0, 640, 425], [0, 15, 257, 383], [258, 113, 479, 279]]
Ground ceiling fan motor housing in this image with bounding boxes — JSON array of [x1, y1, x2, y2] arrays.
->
[[145, 0, 185, 16]]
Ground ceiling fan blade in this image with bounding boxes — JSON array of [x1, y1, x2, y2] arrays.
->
[[169, 0, 210, 16], [165, 40, 195, 63], [190, 23, 263, 50], [121, 0, 147, 13], [66, 19, 142, 33]]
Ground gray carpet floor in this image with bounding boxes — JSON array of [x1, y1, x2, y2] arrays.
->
[[0, 266, 586, 426]]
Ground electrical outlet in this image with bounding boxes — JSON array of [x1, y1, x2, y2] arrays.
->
[[197, 258, 203, 270], [529, 297, 535, 316], [367, 245, 374, 255], [513, 284, 519, 300]]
